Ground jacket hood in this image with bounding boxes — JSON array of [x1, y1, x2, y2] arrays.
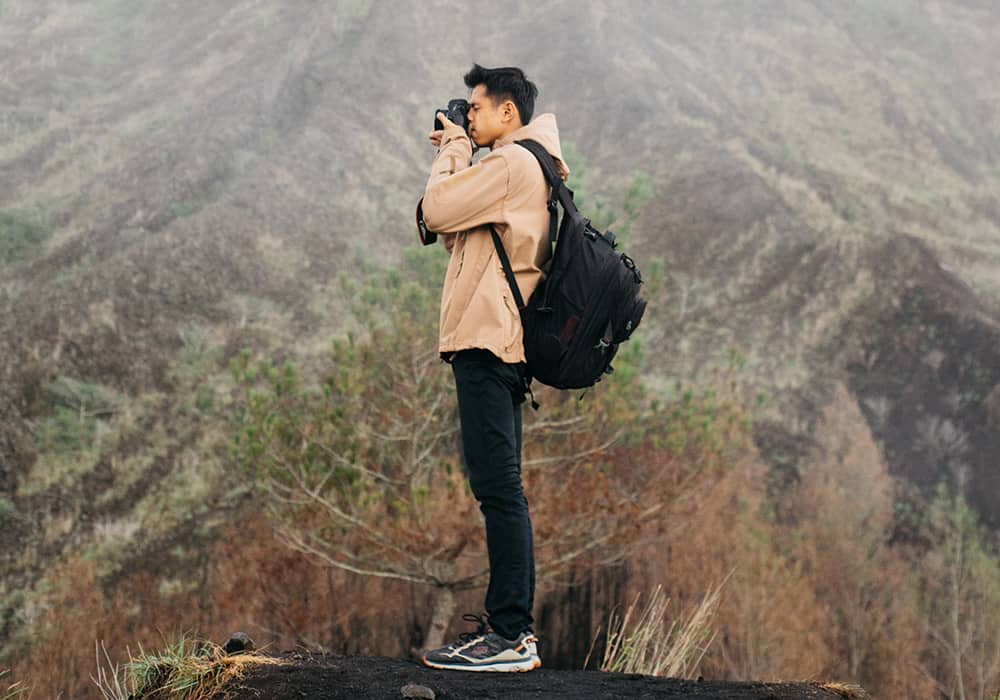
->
[[494, 113, 570, 181]]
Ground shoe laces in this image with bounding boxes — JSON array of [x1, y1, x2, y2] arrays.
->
[[457, 613, 491, 643]]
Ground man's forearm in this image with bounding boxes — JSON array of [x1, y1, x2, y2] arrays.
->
[[427, 126, 473, 185], [422, 149, 509, 234]]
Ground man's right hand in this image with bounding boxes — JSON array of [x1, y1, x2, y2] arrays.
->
[[429, 112, 464, 148], [428, 111, 448, 148]]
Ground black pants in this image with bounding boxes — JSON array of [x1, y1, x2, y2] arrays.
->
[[451, 349, 535, 640]]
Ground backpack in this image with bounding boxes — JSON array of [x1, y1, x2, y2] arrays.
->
[[490, 139, 647, 392]]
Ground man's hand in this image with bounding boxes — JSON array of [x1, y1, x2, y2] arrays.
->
[[428, 111, 456, 148]]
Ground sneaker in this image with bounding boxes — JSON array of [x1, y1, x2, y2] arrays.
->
[[422, 613, 541, 672]]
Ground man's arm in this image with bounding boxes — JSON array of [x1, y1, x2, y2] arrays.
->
[[422, 119, 508, 234]]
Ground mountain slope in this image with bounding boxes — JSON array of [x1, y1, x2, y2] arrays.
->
[[1, 0, 999, 683]]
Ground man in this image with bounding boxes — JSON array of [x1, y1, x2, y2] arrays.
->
[[416, 64, 569, 672]]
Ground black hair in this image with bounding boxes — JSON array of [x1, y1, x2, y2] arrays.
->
[[463, 64, 538, 125]]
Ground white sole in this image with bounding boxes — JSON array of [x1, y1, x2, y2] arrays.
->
[[421, 655, 541, 673]]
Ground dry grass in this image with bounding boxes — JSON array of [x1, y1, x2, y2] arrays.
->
[[816, 682, 872, 700], [592, 579, 725, 679], [1, 669, 29, 700], [93, 637, 282, 700]]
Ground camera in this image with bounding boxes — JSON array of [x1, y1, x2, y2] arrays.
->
[[434, 98, 471, 133], [418, 99, 472, 247]]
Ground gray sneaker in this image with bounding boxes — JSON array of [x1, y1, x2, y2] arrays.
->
[[422, 614, 541, 672]]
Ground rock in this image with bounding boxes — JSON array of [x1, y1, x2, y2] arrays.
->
[[224, 632, 255, 654], [400, 683, 435, 699]]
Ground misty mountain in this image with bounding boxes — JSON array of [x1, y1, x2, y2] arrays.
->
[[2, 0, 999, 666]]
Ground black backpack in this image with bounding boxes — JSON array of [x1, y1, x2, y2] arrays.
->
[[490, 139, 647, 392]]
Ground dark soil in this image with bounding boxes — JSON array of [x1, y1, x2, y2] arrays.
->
[[211, 653, 861, 699]]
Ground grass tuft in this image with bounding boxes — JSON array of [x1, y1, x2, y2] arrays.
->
[[816, 682, 872, 700], [1, 669, 29, 700], [93, 636, 282, 700], [594, 579, 725, 679]]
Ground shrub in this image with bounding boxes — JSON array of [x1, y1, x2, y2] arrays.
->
[[0, 496, 15, 521], [33, 377, 118, 453], [0, 210, 51, 266], [93, 636, 280, 700]]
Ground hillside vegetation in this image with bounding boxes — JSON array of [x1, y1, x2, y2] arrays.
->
[[1, 1, 999, 698]]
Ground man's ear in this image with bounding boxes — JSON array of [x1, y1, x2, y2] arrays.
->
[[502, 100, 517, 124]]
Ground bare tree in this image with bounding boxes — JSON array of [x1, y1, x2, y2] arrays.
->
[[921, 487, 1000, 700], [233, 260, 668, 649]]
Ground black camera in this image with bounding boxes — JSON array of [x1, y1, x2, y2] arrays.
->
[[418, 99, 472, 247], [434, 98, 471, 132]]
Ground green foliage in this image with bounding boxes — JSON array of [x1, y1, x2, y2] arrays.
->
[[35, 405, 97, 453], [231, 245, 455, 557], [922, 484, 1000, 698], [194, 385, 214, 413], [94, 635, 276, 700], [0, 496, 15, 521], [927, 484, 1000, 577], [44, 376, 117, 416], [0, 209, 51, 266], [34, 377, 117, 454], [561, 142, 654, 241], [230, 239, 703, 589], [648, 381, 744, 457], [644, 256, 666, 297], [127, 636, 208, 696], [169, 201, 198, 219]]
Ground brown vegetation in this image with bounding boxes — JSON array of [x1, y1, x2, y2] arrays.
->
[[9, 363, 1000, 698]]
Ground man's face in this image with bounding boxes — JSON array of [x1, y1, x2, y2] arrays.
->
[[467, 84, 518, 148]]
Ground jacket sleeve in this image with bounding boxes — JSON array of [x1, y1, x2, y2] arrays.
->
[[422, 128, 508, 234]]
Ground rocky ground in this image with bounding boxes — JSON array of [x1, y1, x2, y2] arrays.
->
[[208, 653, 865, 700]]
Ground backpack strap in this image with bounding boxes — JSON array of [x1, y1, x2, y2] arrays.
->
[[489, 223, 540, 410], [489, 224, 525, 312], [515, 140, 561, 245], [514, 139, 579, 224]]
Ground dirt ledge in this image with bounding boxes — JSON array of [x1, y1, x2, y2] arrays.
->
[[209, 653, 867, 699]]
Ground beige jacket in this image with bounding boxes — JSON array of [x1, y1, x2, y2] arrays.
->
[[420, 113, 570, 363]]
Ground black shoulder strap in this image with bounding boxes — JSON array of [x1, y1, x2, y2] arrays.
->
[[492, 140, 574, 311], [489, 224, 539, 409], [514, 139, 578, 217], [490, 224, 525, 312]]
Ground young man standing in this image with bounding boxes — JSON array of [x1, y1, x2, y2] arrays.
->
[[416, 64, 569, 672]]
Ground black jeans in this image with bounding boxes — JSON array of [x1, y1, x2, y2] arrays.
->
[[451, 349, 535, 639]]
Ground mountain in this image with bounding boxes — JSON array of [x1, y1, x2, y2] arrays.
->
[[1, 0, 999, 693]]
